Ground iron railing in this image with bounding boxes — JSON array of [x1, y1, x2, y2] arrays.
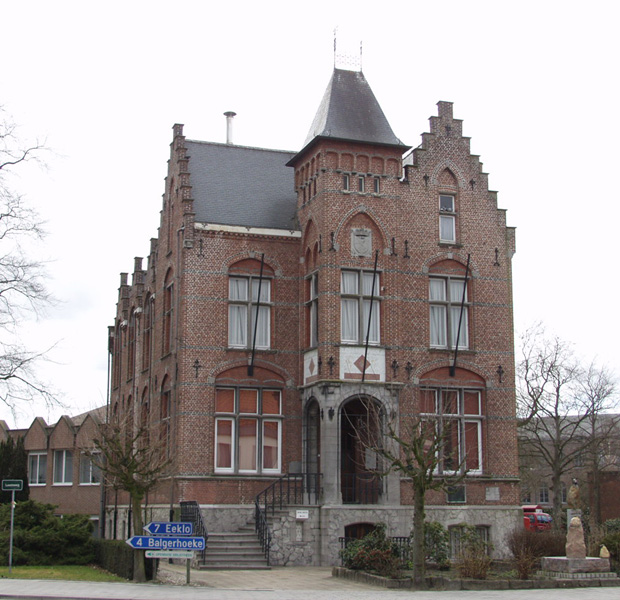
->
[[256, 473, 322, 516], [180, 500, 208, 563], [255, 473, 322, 564], [341, 473, 382, 504]]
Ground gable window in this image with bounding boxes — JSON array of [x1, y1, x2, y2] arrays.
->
[[420, 388, 482, 474], [53, 450, 73, 485], [79, 453, 101, 485], [215, 387, 282, 474], [341, 270, 380, 344], [439, 194, 456, 243], [28, 453, 47, 485], [308, 273, 318, 348], [429, 276, 469, 349], [228, 276, 271, 349]]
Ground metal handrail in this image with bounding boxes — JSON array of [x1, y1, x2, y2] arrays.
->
[[180, 501, 208, 563], [254, 473, 322, 564]]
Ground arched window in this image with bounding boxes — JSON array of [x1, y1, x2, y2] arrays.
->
[[142, 294, 152, 371]]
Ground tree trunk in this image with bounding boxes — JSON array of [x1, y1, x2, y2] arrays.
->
[[131, 493, 146, 583], [551, 469, 563, 531], [412, 482, 426, 587]]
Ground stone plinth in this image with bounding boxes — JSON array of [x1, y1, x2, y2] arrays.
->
[[541, 556, 611, 574]]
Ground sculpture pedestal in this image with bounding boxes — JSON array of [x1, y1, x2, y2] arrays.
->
[[540, 556, 617, 580]]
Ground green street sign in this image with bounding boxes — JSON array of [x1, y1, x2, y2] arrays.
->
[[2, 480, 23, 491]]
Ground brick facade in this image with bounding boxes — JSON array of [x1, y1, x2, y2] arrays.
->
[[108, 67, 520, 563]]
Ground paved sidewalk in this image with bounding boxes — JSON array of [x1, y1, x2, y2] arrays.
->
[[0, 566, 619, 600]]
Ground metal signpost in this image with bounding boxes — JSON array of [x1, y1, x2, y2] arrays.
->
[[2, 479, 23, 574], [126, 521, 204, 585]]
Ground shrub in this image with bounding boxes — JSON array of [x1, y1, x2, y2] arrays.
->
[[605, 519, 620, 534], [0, 501, 93, 566], [507, 528, 547, 579], [537, 530, 566, 557], [423, 521, 450, 569], [454, 524, 492, 579], [340, 524, 402, 578]]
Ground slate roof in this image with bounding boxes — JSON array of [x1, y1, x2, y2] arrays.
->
[[186, 141, 298, 231], [301, 68, 408, 151]]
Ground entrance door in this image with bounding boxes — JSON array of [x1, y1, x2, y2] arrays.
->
[[340, 397, 382, 504]]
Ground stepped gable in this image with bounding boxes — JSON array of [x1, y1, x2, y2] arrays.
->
[[185, 141, 297, 230]]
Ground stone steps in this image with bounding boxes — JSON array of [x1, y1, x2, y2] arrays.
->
[[199, 525, 270, 570]]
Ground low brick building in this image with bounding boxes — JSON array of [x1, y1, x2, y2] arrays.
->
[[108, 64, 520, 564], [1, 407, 105, 534]]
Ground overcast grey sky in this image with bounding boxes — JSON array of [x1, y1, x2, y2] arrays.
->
[[2, 0, 618, 428]]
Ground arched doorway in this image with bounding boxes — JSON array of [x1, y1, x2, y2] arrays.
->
[[340, 397, 382, 504]]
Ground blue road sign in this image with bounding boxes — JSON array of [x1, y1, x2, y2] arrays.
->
[[144, 521, 193, 536], [126, 535, 205, 551]]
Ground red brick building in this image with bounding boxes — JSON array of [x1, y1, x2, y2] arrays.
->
[[108, 66, 520, 564]]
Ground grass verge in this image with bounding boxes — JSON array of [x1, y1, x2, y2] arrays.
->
[[0, 565, 127, 582]]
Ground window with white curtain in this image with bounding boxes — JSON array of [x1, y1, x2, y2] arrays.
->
[[228, 276, 271, 349], [439, 194, 456, 243], [215, 387, 282, 474], [429, 276, 469, 349], [420, 387, 483, 475], [341, 270, 380, 344]]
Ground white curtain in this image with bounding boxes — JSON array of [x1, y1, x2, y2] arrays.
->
[[430, 305, 446, 346], [229, 305, 247, 347], [229, 277, 248, 301], [252, 279, 270, 302], [341, 298, 358, 342], [362, 299, 380, 343], [440, 215, 455, 241], [251, 305, 270, 349], [341, 271, 358, 294]]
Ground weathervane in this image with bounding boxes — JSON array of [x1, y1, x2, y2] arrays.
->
[[333, 27, 362, 72]]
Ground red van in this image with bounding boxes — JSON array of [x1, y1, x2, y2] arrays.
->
[[522, 505, 552, 531]]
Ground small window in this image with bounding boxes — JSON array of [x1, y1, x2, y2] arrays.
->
[[373, 177, 380, 193], [439, 194, 456, 243], [53, 450, 73, 485], [447, 485, 466, 503], [28, 453, 47, 485], [358, 176, 365, 192], [343, 174, 350, 191], [79, 453, 101, 485], [539, 482, 550, 504]]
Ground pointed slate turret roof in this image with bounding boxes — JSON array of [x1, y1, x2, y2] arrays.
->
[[293, 68, 409, 160]]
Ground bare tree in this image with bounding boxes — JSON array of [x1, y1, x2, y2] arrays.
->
[[0, 108, 54, 413], [368, 410, 466, 586], [88, 415, 171, 582], [517, 325, 617, 529], [577, 363, 618, 526]]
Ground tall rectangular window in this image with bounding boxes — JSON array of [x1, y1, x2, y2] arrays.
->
[[53, 450, 73, 485], [341, 270, 380, 344], [343, 174, 350, 191], [308, 273, 318, 347], [429, 276, 469, 349], [420, 388, 482, 474], [228, 277, 271, 349], [28, 453, 47, 485], [439, 194, 456, 243], [358, 176, 365, 192], [373, 177, 380, 193], [215, 388, 282, 474], [79, 453, 101, 485]]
